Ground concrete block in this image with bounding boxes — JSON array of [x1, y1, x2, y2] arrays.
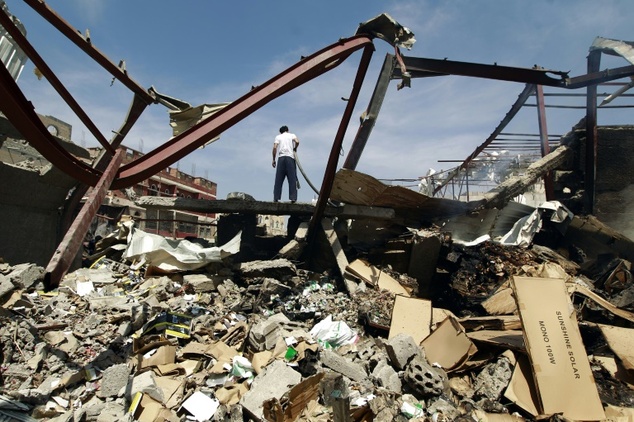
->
[[128, 370, 164, 403], [183, 273, 218, 292], [320, 349, 367, 382], [8, 263, 44, 289], [240, 360, 302, 421], [98, 363, 130, 398], [239, 258, 296, 279], [404, 355, 448, 398], [384, 333, 421, 370]]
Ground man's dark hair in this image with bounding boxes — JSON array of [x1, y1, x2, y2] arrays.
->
[[279, 125, 289, 133]]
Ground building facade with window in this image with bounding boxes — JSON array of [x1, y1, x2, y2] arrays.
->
[[91, 146, 218, 242]]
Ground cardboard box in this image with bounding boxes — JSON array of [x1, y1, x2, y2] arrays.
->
[[421, 316, 477, 372], [388, 295, 432, 344], [511, 276, 605, 420]]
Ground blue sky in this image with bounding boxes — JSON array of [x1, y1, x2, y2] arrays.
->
[[5, 0, 634, 202]]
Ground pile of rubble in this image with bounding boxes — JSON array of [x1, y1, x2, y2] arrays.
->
[[1, 197, 634, 422]]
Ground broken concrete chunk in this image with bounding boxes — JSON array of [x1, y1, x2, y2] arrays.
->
[[320, 349, 368, 382], [0, 275, 15, 301], [240, 360, 302, 421], [371, 359, 402, 393], [128, 370, 164, 403], [95, 401, 127, 422], [383, 333, 422, 370], [472, 354, 513, 401], [182, 273, 219, 292], [239, 258, 297, 279], [7, 263, 44, 289], [98, 363, 130, 398], [248, 318, 284, 352]]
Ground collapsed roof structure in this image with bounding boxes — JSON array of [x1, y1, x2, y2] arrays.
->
[[1, 2, 634, 287], [1, 2, 634, 421]]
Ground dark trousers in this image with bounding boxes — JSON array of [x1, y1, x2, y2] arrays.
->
[[274, 156, 297, 201]]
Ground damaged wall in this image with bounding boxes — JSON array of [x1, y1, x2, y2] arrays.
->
[[555, 125, 634, 240], [0, 161, 78, 266], [595, 126, 634, 239]]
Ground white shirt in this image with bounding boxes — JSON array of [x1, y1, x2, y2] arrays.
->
[[274, 132, 297, 158]]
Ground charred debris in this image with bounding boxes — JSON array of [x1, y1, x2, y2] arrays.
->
[[1, 125, 634, 421], [1, 3, 634, 421]]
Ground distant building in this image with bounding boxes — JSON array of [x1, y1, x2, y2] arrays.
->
[[87, 146, 218, 241], [0, 0, 28, 81], [258, 214, 286, 236]]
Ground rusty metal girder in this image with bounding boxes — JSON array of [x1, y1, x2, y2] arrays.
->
[[306, 44, 375, 255], [45, 148, 125, 289], [23, 0, 156, 105], [0, 6, 115, 154], [0, 60, 101, 185], [392, 56, 634, 88], [110, 35, 375, 189]]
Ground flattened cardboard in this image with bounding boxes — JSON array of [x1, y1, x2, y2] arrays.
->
[[262, 373, 325, 422], [598, 324, 634, 373], [421, 316, 477, 372], [346, 259, 410, 296], [138, 345, 176, 369], [512, 276, 605, 421], [130, 393, 165, 422], [504, 353, 539, 417], [388, 295, 432, 344], [593, 355, 634, 387], [155, 376, 184, 408], [481, 285, 517, 315], [458, 315, 522, 331], [466, 330, 525, 352]]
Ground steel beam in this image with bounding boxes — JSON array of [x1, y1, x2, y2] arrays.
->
[[111, 35, 374, 189], [585, 51, 601, 214], [306, 44, 375, 258], [44, 148, 125, 290], [535, 84, 554, 199], [344, 53, 395, 170], [0, 6, 115, 154], [395, 56, 570, 86], [0, 61, 101, 185], [23, 0, 155, 105]]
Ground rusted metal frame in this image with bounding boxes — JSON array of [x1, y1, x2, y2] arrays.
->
[[23, 0, 155, 105], [111, 35, 374, 189], [394, 56, 570, 87], [44, 148, 125, 290], [0, 61, 101, 185], [585, 51, 601, 214], [566, 64, 634, 89], [343, 53, 395, 170], [60, 94, 149, 235], [535, 84, 554, 200], [0, 7, 115, 154], [433, 84, 537, 195], [305, 44, 375, 258], [396, 56, 634, 88]]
